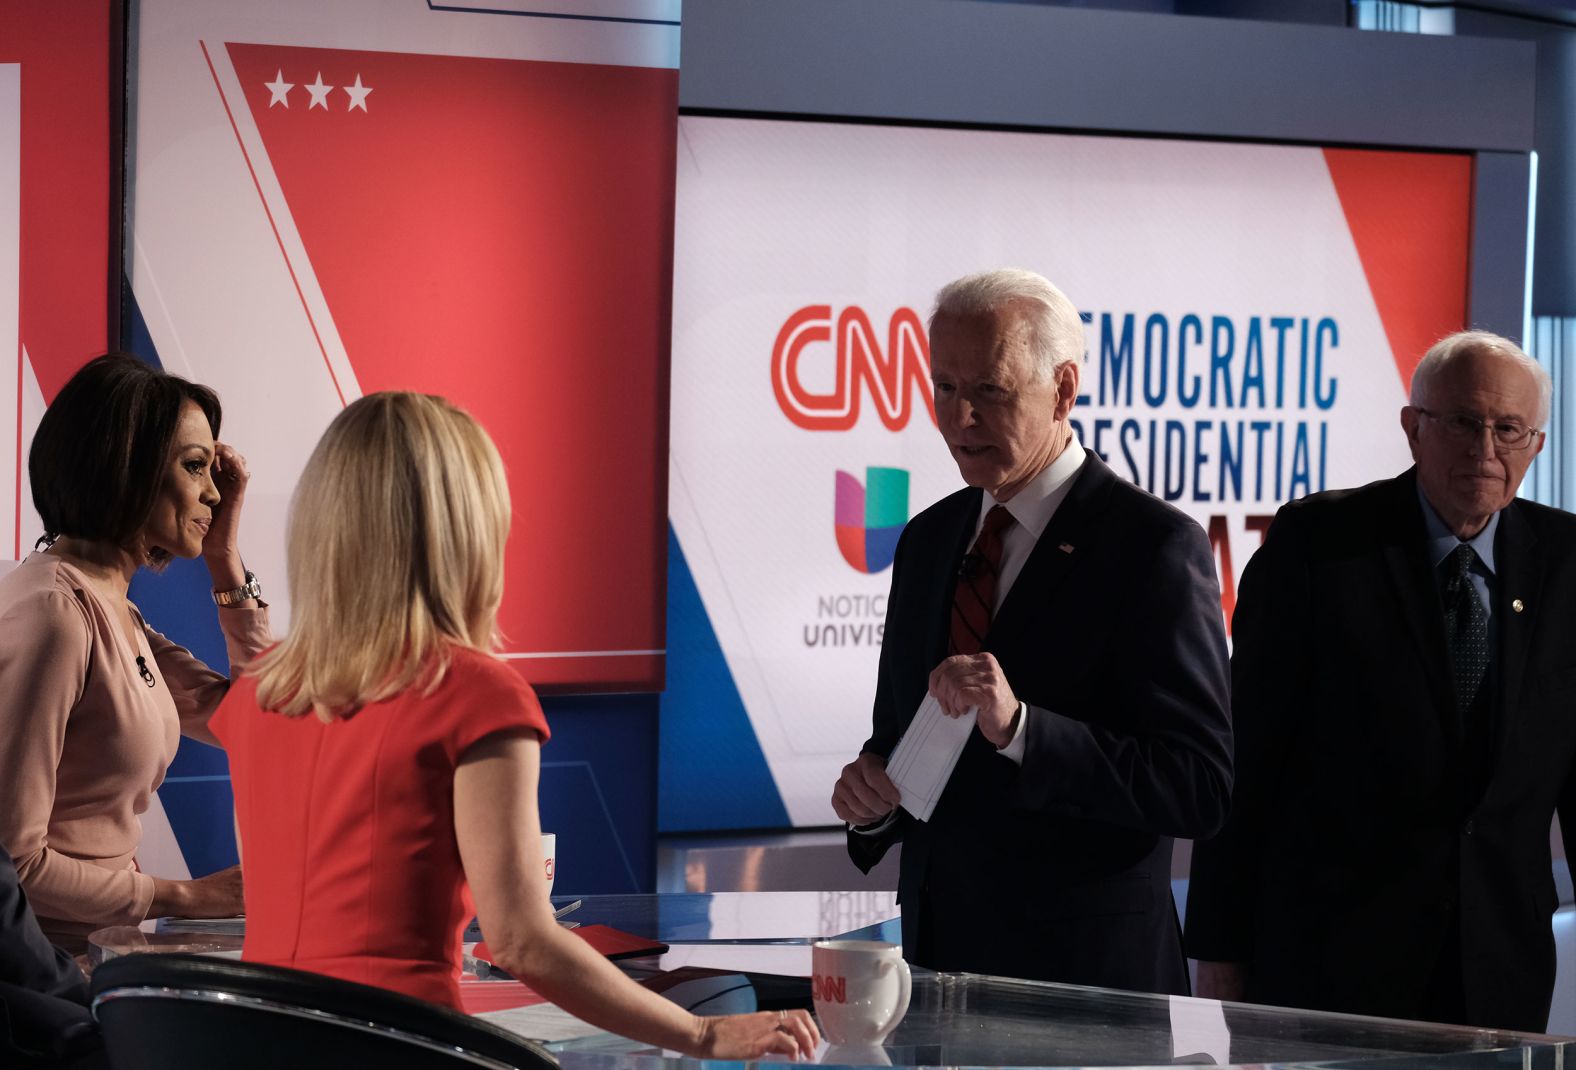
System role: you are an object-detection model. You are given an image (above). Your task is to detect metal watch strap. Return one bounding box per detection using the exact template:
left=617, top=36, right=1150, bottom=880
left=213, top=570, right=261, bottom=607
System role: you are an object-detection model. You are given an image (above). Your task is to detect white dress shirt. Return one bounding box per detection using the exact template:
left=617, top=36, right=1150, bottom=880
left=854, top=436, right=1090, bottom=833
left=974, top=436, right=1087, bottom=763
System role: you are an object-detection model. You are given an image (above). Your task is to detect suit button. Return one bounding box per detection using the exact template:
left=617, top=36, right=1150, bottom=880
left=1441, top=897, right=1456, bottom=914
left=1463, top=820, right=1474, bottom=836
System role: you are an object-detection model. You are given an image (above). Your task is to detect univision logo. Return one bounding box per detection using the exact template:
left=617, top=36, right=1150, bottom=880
left=835, top=467, right=909, bottom=573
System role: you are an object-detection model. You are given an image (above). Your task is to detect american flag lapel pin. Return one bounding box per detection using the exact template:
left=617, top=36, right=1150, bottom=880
left=1058, top=543, right=1075, bottom=554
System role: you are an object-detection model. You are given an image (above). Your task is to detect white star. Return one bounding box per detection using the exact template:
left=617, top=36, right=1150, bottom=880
left=304, top=72, right=333, bottom=110
left=343, top=74, right=372, bottom=113
left=264, top=69, right=293, bottom=108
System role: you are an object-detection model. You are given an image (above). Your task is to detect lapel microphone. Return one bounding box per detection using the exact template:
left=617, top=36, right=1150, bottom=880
left=958, top=551, right=985, bottom=579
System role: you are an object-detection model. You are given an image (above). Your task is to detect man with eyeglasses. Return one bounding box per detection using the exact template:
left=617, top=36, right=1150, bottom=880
left=1185, top=330, right=1576, bottom=1033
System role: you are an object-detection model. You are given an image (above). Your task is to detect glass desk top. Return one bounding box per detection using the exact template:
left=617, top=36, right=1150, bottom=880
left=558, top=970, right=1574, bottom=1069
left=87, top=924, right=242, bottom=967
left=530, top=895, right=1572, bottom=1069
left=140, top=892, right=1574, bottom=1067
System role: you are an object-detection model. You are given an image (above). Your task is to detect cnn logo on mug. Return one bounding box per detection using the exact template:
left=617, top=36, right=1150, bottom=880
left=811, top=940, right=910, bottom=1045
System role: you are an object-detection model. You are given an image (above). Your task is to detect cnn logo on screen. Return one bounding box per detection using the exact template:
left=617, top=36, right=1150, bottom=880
left=771, top=305, right=936, bottom=432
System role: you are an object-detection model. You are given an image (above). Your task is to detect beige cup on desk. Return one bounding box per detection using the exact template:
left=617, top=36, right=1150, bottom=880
left=811, top=939, right=911, bottom=1046
left=542, top=832, right=556, bottom=896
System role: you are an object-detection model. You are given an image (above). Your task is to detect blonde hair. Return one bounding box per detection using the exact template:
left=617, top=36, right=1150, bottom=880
left=251, top=392, right=511, bottom=720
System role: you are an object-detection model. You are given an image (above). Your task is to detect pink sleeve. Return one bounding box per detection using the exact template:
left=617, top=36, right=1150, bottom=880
left=0, top=591, right=154, bottom=925
left=145, top=604, right=273, bottom=742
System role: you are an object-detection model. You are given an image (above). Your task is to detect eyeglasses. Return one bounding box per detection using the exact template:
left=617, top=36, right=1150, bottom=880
left=1414, top=407, right=1545, bottom=451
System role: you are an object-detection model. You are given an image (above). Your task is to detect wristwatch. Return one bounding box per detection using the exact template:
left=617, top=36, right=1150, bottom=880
left=213, top=570, right=262, bottom=607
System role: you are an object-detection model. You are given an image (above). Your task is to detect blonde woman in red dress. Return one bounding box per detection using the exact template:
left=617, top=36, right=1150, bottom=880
left=213, top=392, right=818, bottom=1059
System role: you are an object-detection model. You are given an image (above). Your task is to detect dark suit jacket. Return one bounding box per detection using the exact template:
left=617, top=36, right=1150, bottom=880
left=848, top=453, right=1233, bottom=994
left=0, top=845, right=103, bottom=1067
left=1185, top=469, right=1576, bottom=1032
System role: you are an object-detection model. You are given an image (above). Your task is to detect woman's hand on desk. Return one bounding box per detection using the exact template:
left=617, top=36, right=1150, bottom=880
left=149, top=863, right=244, bottom=919
left=460, top=734, right=821, bottom=1059
left=693, top=1008, right=820, bottom=1060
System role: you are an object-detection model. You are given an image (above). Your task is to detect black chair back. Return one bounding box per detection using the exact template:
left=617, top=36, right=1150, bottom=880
left=90, top=953, right=558, bottom=1069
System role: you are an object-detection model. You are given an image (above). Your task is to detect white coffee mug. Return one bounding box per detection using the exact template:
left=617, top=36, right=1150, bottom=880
left=811, top=939, right=912, bottom=1046
left=541, top=832, right=556, bottom=896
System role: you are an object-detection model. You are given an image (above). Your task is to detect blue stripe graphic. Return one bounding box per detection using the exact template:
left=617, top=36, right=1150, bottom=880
left=659, top=524, right=789, bottom=831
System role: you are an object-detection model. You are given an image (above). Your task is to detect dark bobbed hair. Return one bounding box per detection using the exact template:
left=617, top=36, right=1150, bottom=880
left=30, top=354, right=222, bottom=563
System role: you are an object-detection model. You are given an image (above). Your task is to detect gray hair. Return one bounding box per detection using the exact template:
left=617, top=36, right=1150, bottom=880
left=930, top=268, right=1085, bottom=383
left=1409, top=330, right=1552, bottom=428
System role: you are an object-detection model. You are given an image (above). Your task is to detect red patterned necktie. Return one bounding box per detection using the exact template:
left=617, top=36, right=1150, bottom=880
left=950, top=505, right=1015, bottom=655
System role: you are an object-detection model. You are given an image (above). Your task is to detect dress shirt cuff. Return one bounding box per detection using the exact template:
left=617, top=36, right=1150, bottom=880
left=848, top=811, right=899, bottom=837
left=995, top=701, right=1028, bottom=764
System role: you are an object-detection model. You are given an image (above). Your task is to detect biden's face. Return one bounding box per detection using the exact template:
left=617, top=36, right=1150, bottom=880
left=928, top=303, right=1078, bottom=502
left=1402, top=347, right=1544, bottom=539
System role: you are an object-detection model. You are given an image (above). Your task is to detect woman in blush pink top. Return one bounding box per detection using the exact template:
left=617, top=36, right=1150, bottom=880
left=0, top=355, right=271, bottom=951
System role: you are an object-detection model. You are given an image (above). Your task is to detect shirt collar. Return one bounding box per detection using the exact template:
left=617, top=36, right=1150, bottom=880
left=1416, top=481, right=1498, bottom=575
left=979, top=436, right=1088, bottom=540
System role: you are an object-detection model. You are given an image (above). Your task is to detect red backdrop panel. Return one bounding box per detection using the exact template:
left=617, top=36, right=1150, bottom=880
left=5, top=0, right=112, bottom=394
left=226, top=43, right=676, bottom=691
left=1323, top=148, right=1473, bottom=394
left=4, top=0, right=114, bottom=559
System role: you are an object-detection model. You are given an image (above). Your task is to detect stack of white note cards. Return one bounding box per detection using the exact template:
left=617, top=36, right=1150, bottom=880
left=885, top=695, right=976, bottom=822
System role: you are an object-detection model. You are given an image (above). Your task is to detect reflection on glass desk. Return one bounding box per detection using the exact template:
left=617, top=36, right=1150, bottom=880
left=533, top=891, right=900, bottom=945
left=147, top=892, right=899, bottom=948
left=559, top=971, right=1575, bottom=1069
left=463, top=892, right=898, bottom=978
left=133, top=893, right=1576, bottom=1067
left=88, top=924, right=243, bottom=967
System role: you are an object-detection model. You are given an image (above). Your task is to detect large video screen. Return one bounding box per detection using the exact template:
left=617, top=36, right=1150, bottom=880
left=661, top=115, right=1471, bottom=831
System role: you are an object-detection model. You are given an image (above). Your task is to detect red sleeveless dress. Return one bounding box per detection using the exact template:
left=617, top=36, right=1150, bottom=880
left=213, top=646, right=548, bottom=1010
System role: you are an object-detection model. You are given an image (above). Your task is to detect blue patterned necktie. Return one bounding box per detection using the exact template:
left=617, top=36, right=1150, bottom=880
left=1443, top=543, right=1489, bottom=713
